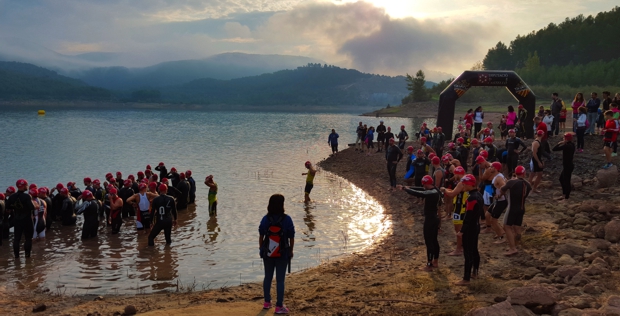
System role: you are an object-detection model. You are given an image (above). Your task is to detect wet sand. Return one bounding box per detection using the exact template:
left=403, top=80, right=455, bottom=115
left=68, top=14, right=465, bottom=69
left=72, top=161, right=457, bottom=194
left=3, top=136, right=620, bottom=315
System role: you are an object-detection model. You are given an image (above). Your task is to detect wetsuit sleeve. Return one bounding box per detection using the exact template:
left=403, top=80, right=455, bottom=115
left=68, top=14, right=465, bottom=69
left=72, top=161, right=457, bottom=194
left=397, top=148, right=403, bottom=162
left=460, top=196, right=479, bottom=233
left=518, top=139, right=527, bottom=152
left=552, top=143, right=565, bottom=151
left=402, top=187, right=429, bottom=198
left=500, top=179, right=515, bottom=194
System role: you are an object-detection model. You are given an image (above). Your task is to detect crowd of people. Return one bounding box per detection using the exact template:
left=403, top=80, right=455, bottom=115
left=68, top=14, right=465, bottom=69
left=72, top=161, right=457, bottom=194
left=338, top=91, right=620, bottom=286
left=0, top=162, right=220, bottom=258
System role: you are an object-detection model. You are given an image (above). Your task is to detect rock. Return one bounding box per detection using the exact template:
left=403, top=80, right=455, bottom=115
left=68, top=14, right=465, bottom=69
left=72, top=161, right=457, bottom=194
left=584, top=263, right=610, bottom=276
left=583, top=283, right=604, bottom=295
left=555, top=265, right=582, bottom=278
left=94, top=296, right=104, bottom=301
left=598, top=305, right=620, bottom=316
left=554, top=244, right=586, bottom=257
left=592, top=224, right=606, bottom=238
left=598, top=204, right=618, bottom=215
left=530, top=276, right=552, bottom=284
left=512, top=304, right=536, bottom=316
left=494, top=296, right=507, bottom=303
left=571, top=176, right=583, bottom=189
left=605, top=219, right=620, bottom=243
left=464, top=299, right=517, bottom=316
left=559, top=308, right=591, bottom=316
left=538, top=181, right=553, bottom=189
left=557, top=254, right=576, bottom=265
left=522, top=267, right=540, bottom=279
left=578, top=201, right=600, bottom=213
left=568, top=271, right=590, bottom=286
left=607, top=296, right=620, bottom=307
left=508, top=285, right=557, bottom=307
left=589, top=238, right=611, bottom=250
left=552, top=302, right=572, bottom=316
left=592, top=257, right=610, bottom=268
left=560, top=287, right=582, bottom=298
left=573, top=217, right=591, bottom=226
left=585, top=251, right=604, bottom=262
left=215, top=298, right=228, bottom=303
left=572, top=295, right=597, bottom=309
left=32, top=304, right=46, bottom=313
left=123, top=305, right=137, bottom=315
left=596, top=165, right=618, bottom=188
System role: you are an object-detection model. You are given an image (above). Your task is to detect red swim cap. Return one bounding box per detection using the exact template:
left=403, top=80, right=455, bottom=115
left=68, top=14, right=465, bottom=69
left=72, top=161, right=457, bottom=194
left=159, top=184, right=168, bottom=192
left=139, top=183, right=147, bottom=190
left=536, top=130, right=545, bottom=136
left=437, top=127, right=442, bottom=132
left=457, top=137, right=464, bottom=144
left=508, top=129, right=516, bottom=134
left=128, top=174, right=135, bottom=180
left=479, top=150, right=488, bottom=159
left=466, top=123, right=471, bottom=128
left=484, top=128, right=490, bottom=134
left=475, top=155, right=486, bottom=164
left=137, top=171, right=145, bottom=177
left=16, top=179, right=28, bottom=188
left=564, top=133, right=573, bottom=141
left=515, top=165, right=526, bottom=175
left=84, top=177, right=92, bottom=184
left=305, top=161, right=311, bottom=168
left=428, top=153, right=437, bottom=160
left=6, top=186, right=16, bottom=195
left=401, top=125, right=405, bottom=129
left=107, top=188, right=117, bottom=195
left=491, top=162, right=502, bottom=171
left=171, top=167, right=177, bottom=173
left=518, top=104, right=524, bottom=109
left=416, top=149, right=424, bottom=156
left=159, top=162, right=164, bottom=167
left=151, top=174, right=158, bottom=181
left=124, top=180, right=132, bottom=187
left=0, top=193, right=4, bottom=200
left=484, top=137, right=493, bottom=143
left=448, top=142, right=455, bottom=149
left=29, top=188, right=38, bottom=196
left=146, top=164, right=152, bottom=170
left=106, top=173, right=113, bottom=179
left=407, top=146, right=414, bottom=152
left=29, top=183, right=37, bottom=190
left=487, top=121, right=493, bottom=126
left=185, top=170, right=192, bottom=177
left=116, top=171, right=122, bottom=177
left=454, top=166, right=465, bottom=175
left=148, top=182, right=157, bottom=190
left=56, top=183, right=64, bottom=190
left=421, top=175, right=434, bottom=185
left=93, top=179, right=101, bottom=185
left=38, top=188, right=47, bottom=196
left=161, top=177, right=169, bottom=183
left=60, top=188, right=69, bottom=196
left=471, top=138, right=479, bottom=145
left=461, top=175, right=476, bottom=186
left=179, top=173, right=186, bottom=179
left=431, top=156, right=440, bottom=165
left=420, top=137, right=427, bottom=143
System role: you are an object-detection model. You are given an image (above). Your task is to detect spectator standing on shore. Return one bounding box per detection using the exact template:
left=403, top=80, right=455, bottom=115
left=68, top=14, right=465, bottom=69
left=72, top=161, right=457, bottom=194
left=552, top=133, right=575, bottom=201
left=366, top=127, right=375, bottom=155
left=473, top=106, right=484, bottom=136
left=464, top=109, right=474, bottom=130
left=386, top=138, right=403, bottom=190
left=603, top=91, right=613, bottom=111
left=516, top=105, right=527, bottom=139
left=602, top=111, right=618, bottom=170
left=575, top=106, right=588, bottom=153
left=398, top=176, right=442, bottom=271
left=500, top=166, right=532, bottom=256
left=551, top=93, right=563, bottom=136
left=559, top=103, right=567, bottom=132
left=612, top=103, right=620, bottom=156
left=586, top=92, right=601, bottom=135
left=328, top=129, right=339, bottom=154
left=572, top=93, right=586, bottom=132
left=259, top=194, right=295, bottom=314
left=397, top=125, right=409, bottom=150
left=432, top=127, right=445, bottom=157
left=376, top=121, right=386, bottom=152
left=499, top=117, right=508, bottom=140
left=537, top=106, right=545, bottom=118
left=355, top=122, right=364, bottom=151
left=506, top=106, right=517, bottom=131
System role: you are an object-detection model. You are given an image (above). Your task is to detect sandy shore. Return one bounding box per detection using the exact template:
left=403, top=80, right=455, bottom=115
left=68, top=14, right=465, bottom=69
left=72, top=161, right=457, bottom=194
left=2, top=136, right=620, bottom=315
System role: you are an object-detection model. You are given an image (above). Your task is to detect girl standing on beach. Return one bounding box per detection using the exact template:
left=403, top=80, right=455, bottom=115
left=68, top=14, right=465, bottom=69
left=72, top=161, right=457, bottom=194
left=572, top=93, right=586, bottom=132
left=473, top=106, right=484, bottom=137
left=506, top=106, right=517, bottom=131
left=259, top=194, right=295, bottom=314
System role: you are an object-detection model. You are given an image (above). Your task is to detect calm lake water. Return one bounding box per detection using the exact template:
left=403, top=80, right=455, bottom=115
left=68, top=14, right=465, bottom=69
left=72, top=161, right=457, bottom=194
left=0, top=108, right=435, bottom=294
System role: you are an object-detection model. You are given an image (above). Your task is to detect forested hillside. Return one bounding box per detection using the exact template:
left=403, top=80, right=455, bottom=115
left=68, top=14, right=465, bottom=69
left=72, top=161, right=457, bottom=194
left=0, top=62, right=111, bottom=100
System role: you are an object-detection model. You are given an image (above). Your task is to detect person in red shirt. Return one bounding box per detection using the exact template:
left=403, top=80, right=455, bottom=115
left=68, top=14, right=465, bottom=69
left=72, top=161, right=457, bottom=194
left=602, top=110, right=618, bottom=169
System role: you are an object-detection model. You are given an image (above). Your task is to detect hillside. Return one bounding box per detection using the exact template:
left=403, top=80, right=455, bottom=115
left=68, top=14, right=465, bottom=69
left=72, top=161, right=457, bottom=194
left=0, top=62, right=111, bottom=101
left=159, top=64, right=425, bottom=106
left=72, top=53, right=326, bottom=90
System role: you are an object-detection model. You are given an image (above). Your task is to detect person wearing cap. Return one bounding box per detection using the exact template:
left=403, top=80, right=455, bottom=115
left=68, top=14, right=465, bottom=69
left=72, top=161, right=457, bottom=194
left=119, top=180, right=136, bottom=218
left=455, top=174, right=483, bottom=286
left=365, top=126, right=375, bottom=155
left=76, top=190, right=101, bottom=240
left=176, top=172, right=191, bottom=210
left=186, top=170, right=197, bottom=204
left=416, top=123, right=430, bottom=141
left=2, top=187, right=16, bottom=241
left=167, top=167, right=180, bottom=188
left=83, top=177, right=94, bottom=193
left=67, top=182, right=82, bottom=200
left=148, top=184, right=178, bottom=246
left=553, top=133, right=576, bottom=201
left=432, top=127, right=445, bottom=157
left=38, top=187, right=53, bottom=231
left=383, top=127, right=395, bottom=159
left=528, top=129, right=545, bottom=194
left=355, top=121, right=364, bottom=151
left=302, top=161, right=316, bottom=203
left=456, top=137, right=470, bottom=172
left=412, top=150, right=431, bottom=188
left=90, top=180, right=105, bottom=219
left=499, top=116, right=508, bottom=140
left=500, top=166, right=532, bottom=256
left=404, top=146, right=416, bottom=184
left=205, top=175, right=218, bottom=216
left=441, top=166, right=467, bottom=256
left=328, top=129, right=339, bottom=154
left=6, top=179, right=36, bottom=257
left=115, top=172, right=124, bottom=188
left=108, top=187, right=124, bottom=234
left=376, top=121, right=386, bottom=152
left=386, top=138, right=403, bottom=190
left=516, top=104, right=528, bottom=139
left=31, top=188, right=47, bottom=240
left=397, top=125, right=409, bottom=150
left=59, top=188, right=77, bottom=226
left=505, top=129, right=527, bottom=177
left=446, top=142, right=460, bottom=163
left=601, top=110, right=618, bottom=170
left=128, top=174, right=140, bottom=196
left=534, top=116, right=552, bottom=160
left=482, top=137, right=498, bottom=162
left=127, top=183, right=158, bottom=233
left=397, top=175, right=442, bottom=271
left=470, top=138, right=482, bottom=172
left=430, top=156, right=446, bottom=193
left=155, top=162, right=168, bottom=181
left=485, top=162, right=508, bottom=243
left=137, top=171, right=146, bottom=183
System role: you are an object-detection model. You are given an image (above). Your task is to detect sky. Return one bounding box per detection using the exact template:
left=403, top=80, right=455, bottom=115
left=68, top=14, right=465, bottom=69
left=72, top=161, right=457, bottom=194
left=0, top=0, right=617, bottom=78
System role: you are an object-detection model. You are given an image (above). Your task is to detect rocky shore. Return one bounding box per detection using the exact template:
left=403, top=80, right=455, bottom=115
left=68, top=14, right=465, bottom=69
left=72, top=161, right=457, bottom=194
left=2, top=135, right=620, bottom=315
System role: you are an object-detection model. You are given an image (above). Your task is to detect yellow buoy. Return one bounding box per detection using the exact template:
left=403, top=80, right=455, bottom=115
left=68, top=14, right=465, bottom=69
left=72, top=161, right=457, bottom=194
left=38, top=110, right=45, bottom=115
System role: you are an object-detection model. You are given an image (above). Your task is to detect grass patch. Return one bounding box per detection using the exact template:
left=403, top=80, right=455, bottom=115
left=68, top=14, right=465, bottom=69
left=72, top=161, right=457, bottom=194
left=521, top=229, right=554, bottom=250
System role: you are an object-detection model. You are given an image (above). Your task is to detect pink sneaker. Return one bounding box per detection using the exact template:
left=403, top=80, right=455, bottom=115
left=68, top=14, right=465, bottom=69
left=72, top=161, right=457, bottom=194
left=275, top=306, right=290, bottom=314
left=263, top=302, right=272, bottom=309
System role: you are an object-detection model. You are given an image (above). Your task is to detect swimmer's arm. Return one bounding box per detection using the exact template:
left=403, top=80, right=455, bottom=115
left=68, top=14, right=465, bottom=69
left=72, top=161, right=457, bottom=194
left=126, top=194, right=137, bottom=204
left=443, top=183, right=463, bottom=198
left=301, top=173, right=307, bottom=176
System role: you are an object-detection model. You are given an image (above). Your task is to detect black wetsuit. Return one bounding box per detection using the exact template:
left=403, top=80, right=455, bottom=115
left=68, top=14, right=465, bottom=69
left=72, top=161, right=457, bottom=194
left=397, top=130, right=408, bottom=149
left=376, top=125, right=387, bottom=149
left=2, top=196, right=12, bottom=240
left=168, top=171, right=180, bottom=188
left=432, top=133, right=445, bottom=157
left=131, top=182, right=139, bottom=196
left=403, top=187, right=441, bottom=266
left=412, top=157, right=431, bottom=186
left=43, top=196, right=53, bottom=229
left=119, top=186, right=135, bottom=218
left=457, top=145, right=470, bottom=172
left=461, top=190, right=483, bottom=281
left=69, top=188, right=82, bottom=200
left=155, top=165, right=168, bottom=181
left=484, top=144, right=498, bottom=162
left=6, top=190, right=35, bottom=257
left=148, top=194, right=178, bottom=246
left=447, top=149, right=460, bottom=162
left=188, top=177, right=196, bottom=204
left=61, top=196, right=77, bottom=226
left=76, top=200, right=100, bottom=239
left=386, top=145, right=403, bottom=187
left=51, top=193, right=64, bottom=222
left=384, top=132, right=395, bottom=159
left=553, top=141, right=576, bottom=199
left=505, top=137, right=527, bottom=176
left=176, top=180, right=190, bottom=210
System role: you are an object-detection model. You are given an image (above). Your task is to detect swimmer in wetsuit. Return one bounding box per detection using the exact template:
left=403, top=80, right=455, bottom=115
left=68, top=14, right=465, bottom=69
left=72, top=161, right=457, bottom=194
left=204, top=175, right=218, bottom=216
left=76, top=190, right=100, bottom=240
left=148, top=184, right=178, bottom=246
left=302, top=161, right=316, bottom=203
left=155, top=162, right=168, bottom=181
left=186, top=170, right=196, bottom=204
left=176, top=173, right=190, bottom=210
left=6, top=179, right=36, bottom=258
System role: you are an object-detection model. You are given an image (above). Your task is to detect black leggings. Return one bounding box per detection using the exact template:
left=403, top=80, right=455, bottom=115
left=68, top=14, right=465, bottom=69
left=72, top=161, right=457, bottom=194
left=423, top=216, right=440, bottom=265
left=576, top=128, right=585, bottom=149
left=81, top=218, right=99, bottom=240
left=387, top=163, right=398, bottom=187
left=13, top=218, right=34, bottom=257
left=148, top=218, right=172, bottom=246
left=474, top=123, right=482, bottom=137
left=559, top=164, right=574, bottom=199
left=462, top=229, right=480, bottom=281
left=507, top=154, right=518, bottom=177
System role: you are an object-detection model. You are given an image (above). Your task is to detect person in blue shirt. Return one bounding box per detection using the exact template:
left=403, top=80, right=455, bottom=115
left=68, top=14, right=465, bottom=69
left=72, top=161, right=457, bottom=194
left=328, top=129, right=339, bottom=154
left=586, top=92, right=601, bottom=135
left=259, top=194, right=295, bottom=314
left=366, top=126, right=375, bottom=155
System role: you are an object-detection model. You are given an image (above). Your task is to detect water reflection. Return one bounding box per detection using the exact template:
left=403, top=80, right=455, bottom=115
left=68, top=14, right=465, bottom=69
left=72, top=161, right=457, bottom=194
left=206, top=215, right=219, bottom=243
left=302, top=202, right=316, bottom=243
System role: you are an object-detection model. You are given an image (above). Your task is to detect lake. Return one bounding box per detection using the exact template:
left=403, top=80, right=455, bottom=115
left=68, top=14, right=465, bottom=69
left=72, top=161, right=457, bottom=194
left=0, top=108, right=434, bottom=294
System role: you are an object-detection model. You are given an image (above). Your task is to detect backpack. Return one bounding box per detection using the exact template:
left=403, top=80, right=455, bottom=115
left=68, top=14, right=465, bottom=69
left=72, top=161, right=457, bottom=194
left=262, top=216, right=288, bottom=258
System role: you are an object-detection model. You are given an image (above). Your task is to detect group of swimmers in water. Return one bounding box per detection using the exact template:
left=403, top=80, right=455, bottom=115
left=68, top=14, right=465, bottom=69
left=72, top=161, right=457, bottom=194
left=0, top=162, right=218, bottom=258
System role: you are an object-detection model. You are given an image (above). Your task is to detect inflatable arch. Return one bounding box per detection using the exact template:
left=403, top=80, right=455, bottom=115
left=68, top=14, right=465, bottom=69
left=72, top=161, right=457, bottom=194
left=436, top=71, right=536, bottom=139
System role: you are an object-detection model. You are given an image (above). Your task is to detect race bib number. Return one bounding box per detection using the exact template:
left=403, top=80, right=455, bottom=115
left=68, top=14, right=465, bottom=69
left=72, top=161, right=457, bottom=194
left=453, top=213, right=461, bottom=220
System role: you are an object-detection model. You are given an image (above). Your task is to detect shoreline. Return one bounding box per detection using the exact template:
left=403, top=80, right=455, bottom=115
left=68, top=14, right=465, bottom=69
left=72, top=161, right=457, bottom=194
left=3, top=138, right=620, bottom=315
